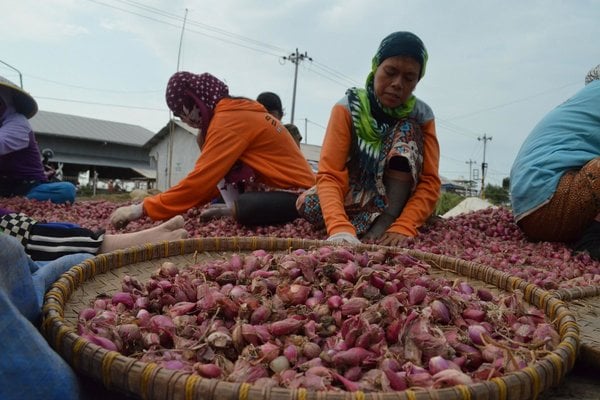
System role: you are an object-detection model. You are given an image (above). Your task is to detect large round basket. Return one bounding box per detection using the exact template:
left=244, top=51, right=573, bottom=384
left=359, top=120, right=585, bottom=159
left=553, top=286, right=600, bottom=369
left=42, top=237, right=579, bottom=400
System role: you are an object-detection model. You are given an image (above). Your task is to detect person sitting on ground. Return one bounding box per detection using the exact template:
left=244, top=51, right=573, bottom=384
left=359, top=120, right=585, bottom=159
left=510, top=63, right=600, bottom=259
left=1, top=206, right=188, bottom=261
left=0, top=76, right=76, bottom=204
left=256, top=91, right=303, bottom=147
left=297, top=31, right=441, bottom=247
left=110, top=72, right=315, bottom=229
left=284, top=123, right=303, bottom=148
left=256, top=91, right=284, bottom=120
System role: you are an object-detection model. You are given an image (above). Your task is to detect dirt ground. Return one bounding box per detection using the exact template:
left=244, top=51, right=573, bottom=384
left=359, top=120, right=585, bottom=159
left=541, top=361, right=600, bottom=400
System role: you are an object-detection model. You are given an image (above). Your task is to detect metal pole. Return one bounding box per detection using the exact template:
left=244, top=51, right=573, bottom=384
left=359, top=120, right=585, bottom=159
left=169, top=8, right=189, bottom=187
left=465, top=159, right=475, bottom=196
left=0, top=59, right=23, bottom=88
left=176, top=8, right=189, bottom=72
left=477, top=134, right=492, bottom=198
left=291, top=49, right=300, bottom=124
left=283, top=49, right=312, bottom=125
left=304, top=118, right=308, bottom=144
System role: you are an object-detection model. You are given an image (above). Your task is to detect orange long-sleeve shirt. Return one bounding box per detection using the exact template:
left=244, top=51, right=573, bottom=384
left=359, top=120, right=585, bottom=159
left=143, top=98, right=316, bottom=221
left=317, top=101, right=441, bottom=237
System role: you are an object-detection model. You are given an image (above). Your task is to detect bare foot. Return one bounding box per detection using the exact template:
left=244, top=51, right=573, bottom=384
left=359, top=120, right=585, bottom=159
left=100, top=216, right=189, bottom=253
left=161, top=215, right=185, bottom=230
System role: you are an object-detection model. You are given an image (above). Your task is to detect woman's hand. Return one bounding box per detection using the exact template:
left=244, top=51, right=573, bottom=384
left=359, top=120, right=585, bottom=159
left=110, top=203, right=144, bottom=229
left=377, top=232, right=408, bottom=247
left=327, top=232, right=361, bottom=245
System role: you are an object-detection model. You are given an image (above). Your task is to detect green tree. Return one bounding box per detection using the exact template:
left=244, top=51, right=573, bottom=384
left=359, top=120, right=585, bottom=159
left=484, top=183, right=509, bottom=205
left=435, top=192, right=465, bottom=215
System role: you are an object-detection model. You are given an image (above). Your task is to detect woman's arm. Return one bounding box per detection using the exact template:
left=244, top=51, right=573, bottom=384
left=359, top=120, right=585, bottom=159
left=0, top=113, right=31, bottom=156
left=315, top=105, right=356, bottom=236
left=142, top=122, right=249, bottom=221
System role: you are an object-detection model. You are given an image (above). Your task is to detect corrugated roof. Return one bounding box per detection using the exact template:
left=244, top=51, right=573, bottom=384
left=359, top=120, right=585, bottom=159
left=30, top=110, right=156, bottom=146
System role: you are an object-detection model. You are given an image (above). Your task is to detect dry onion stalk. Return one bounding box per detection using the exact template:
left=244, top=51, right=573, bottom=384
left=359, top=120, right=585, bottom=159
left=77, top=246, right=560, bottom=392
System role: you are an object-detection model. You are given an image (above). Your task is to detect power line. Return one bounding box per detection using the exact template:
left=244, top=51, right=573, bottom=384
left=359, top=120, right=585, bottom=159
left=88, top=0, right=285, bottom=57
left=36, top=96, right=166, bottom=111
left=89, top=0, right=356, bottom=90
left=446, top=81, right=580, bottom=121
left=25, top=74, right=161, bottom=94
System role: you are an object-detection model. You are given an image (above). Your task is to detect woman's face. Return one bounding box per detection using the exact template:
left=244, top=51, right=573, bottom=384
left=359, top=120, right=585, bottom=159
left=179, top=103, right=201, bottom=128
left=373, top=55, right=421, bottom=108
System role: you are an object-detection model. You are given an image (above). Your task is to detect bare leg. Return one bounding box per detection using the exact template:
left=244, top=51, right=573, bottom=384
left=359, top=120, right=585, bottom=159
left=200, top=205, right=234, bottom=221
left=100, top=216, right=188, bottom=253
left=363, top=168, right=413, bottom=240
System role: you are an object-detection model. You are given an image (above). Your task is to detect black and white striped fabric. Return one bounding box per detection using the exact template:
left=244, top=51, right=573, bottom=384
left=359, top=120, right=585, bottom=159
left=26, top=224, right=105, bottom=261
left=0, top=213, right=105, bottom=261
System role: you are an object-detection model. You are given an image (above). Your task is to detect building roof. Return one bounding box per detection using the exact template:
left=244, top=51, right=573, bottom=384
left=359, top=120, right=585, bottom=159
left=30, top=110, right=156, bottom=146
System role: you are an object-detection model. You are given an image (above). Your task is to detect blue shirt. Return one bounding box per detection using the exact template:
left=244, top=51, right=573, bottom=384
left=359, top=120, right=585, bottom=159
left=510, top=80, right=600, bottom=220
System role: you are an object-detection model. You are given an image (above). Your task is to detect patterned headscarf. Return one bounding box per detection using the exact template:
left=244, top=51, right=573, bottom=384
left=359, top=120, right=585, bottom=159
left=585, top=64, right=600, bottom=85
left=346, top=31, right=428, bottom=190
left=165, top=71, right=229, bottom=135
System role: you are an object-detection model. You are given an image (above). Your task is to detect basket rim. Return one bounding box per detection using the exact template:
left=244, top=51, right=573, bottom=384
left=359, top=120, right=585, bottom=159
left=42, top=236, right=581, bottom=400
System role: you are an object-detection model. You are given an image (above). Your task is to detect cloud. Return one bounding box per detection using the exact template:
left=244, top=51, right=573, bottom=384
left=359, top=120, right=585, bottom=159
left=0, top=0, right=88, bottom=42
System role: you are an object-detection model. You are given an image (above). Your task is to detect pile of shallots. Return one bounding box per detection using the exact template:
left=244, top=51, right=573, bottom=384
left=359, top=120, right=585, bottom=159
left=5, top=197, right=600, bottom=289
left=78, top=246, right=561, bottom=392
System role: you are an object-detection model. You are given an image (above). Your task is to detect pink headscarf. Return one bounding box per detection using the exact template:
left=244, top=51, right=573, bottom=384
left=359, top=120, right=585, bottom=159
left=165, top=71, right=229, bottom=136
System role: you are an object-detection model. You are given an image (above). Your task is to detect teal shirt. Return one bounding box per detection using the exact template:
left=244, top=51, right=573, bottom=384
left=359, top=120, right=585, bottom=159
left=510, top=80, right=600, bottom=220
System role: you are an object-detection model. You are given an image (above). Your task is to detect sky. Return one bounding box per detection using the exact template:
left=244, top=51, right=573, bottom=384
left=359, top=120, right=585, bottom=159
left=1, top=0, right=599, bottom=188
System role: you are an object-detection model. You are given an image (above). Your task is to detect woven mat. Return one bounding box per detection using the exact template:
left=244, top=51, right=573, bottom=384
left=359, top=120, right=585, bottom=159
left=42, top=237, right=580, bottom=400
left=561, top=296, right=600, bottom=369
left=551, top=286, right=600, bottom=369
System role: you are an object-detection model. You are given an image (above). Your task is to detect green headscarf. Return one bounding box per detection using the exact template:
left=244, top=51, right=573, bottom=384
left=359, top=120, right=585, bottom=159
left=347, top=31, right=428, bottom=188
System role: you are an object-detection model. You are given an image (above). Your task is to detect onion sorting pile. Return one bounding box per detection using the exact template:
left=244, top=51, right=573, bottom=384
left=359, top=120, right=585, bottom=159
left=77, top=246, right=560, bottom=392
left=6, top=197, right=600, bottom=290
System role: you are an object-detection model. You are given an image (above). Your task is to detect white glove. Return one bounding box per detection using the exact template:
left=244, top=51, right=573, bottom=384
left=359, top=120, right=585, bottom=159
left=110, top=203, right=144, bottom=229
left=326, top=232, right=361, bottom=245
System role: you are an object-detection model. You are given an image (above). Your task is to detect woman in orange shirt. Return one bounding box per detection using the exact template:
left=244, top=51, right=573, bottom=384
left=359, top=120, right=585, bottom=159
left=298, top=31, right=441, bottom=247
left=110, top=72, right=315, bottom=229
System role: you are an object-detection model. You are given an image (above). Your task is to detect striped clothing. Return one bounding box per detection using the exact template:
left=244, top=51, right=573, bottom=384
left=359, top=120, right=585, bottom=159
left=0, top=213, right=104, bottom=261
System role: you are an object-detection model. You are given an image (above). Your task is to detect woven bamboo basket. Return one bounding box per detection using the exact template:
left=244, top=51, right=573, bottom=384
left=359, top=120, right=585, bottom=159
left=552, top=286, right=600, bottom=369
left=42, top=237, right=579, bottom=400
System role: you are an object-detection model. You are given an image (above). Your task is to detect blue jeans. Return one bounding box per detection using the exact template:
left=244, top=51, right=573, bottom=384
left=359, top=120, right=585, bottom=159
left=0, top=235, right=91, bottom=399
left=27, top=181, right=77, bottom=204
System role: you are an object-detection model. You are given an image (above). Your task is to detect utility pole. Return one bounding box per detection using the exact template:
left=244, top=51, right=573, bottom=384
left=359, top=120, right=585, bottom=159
left=304, top=118, right=308, bottom=144
left=465, top=159, right=476, bottom=196
left=478, top=134, right=492, bottom=198
left=168, top=8, right=189, bottom=188
left=283, top=49, right=312, bottom=125
left=176, top=8, right=189, bottom=72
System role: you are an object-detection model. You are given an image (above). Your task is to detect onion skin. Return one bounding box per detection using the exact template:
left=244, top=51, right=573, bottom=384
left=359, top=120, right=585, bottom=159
left=62, top=229, right=565, bottom=391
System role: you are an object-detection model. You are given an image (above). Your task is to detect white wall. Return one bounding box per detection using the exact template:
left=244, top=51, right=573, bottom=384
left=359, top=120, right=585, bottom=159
left=150, top=125, right=199, bottom=192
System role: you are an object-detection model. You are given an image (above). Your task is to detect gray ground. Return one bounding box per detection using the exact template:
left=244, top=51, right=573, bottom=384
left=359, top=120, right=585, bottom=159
left=541, top=362, right=600, bottom=400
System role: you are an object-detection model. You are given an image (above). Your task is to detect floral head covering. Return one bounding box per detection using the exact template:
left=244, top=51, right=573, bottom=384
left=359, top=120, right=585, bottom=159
left=165, top=71, right=229, bottom=134
left=585, top=64, right=600, bottom=85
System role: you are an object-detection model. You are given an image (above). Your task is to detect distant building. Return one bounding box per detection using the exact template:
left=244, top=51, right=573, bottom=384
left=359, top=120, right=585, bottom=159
left=29, top=110, right=329, bottom=194
left=30, top=110, right=156, bottom=187
left=440, top=175, right=470, bottom=195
